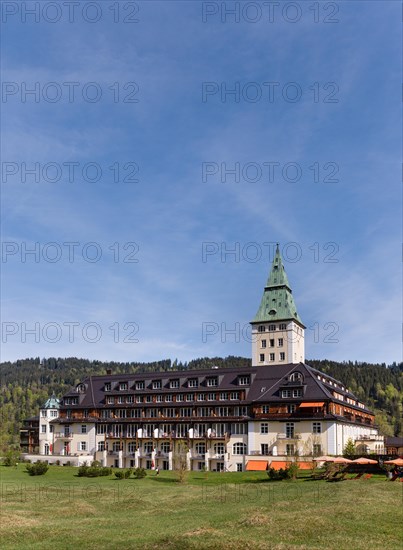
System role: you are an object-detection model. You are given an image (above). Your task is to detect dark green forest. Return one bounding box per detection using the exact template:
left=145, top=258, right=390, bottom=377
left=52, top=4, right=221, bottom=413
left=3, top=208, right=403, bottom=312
left=0, top=356, right=402, bottom=451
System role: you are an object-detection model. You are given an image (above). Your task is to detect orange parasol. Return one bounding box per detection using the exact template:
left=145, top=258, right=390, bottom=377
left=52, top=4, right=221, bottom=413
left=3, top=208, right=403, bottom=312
left=352, top=457, right=378, bottom=465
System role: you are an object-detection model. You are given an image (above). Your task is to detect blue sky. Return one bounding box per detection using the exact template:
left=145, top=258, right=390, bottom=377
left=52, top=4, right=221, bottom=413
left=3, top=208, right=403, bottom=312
left=1, top=1, right=400, bottom=365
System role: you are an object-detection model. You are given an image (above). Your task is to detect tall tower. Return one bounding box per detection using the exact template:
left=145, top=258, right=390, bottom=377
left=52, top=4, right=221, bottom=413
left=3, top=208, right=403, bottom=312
left=251, top=245, right=305, bottom=365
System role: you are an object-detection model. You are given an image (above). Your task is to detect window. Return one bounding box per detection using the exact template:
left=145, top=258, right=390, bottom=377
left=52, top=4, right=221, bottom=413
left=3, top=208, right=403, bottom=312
left=176, top=394, right=184, bottom=402
left=197, top=394, right=205, bottom=401
left=279, top=323, right=287, bottom=330
left=104, top=383, right=111, bottom=392
left=289, top=372, right=303, bottom=382
left=96, top=424, right=107, bottom=434
left=268, top=324, right=276, bottom=331
left=76, top=384, right=86, bottom=394
left=119, top=382, right=128, bottom=391
left=79, top=441, right=87, bottom=452
left=262, top=405, right=269, bottom=414
left=98, top=441, right=105, bottom=452
left=126, top=395, right=133, bottom=403
left=230, top=392, right=239, bottom=400
left=269, top=353, right=275, bottom=361
left=261, top=339, right=266, bottom=348
left=180, top=408, right=192, bottom=417
left=118, top=396, right=124, bottom=404
left=152, top=380, right=161, bottom=389
left=41, top=410, right=47, bottom=417
left=313, top=444, right=322, bottom=456
left=50, top=410, right=58, bottom=417
left=278, top=338, right=283, bottom=347
left=206, top=378, right=218, bottom=387
left=165, top=394, right=173, bottom=402
left=186, top=394, right=193, bottom=402
left=207, top=393, right=215, bottom=401
left=136, top=381, right=145, bottom=390
left=81, top=425, right=87, bottom=434
left=270, top=339, right=275, bottom=347
left=238, top=376, right=250, bottom=386
left=106, top=396, right=114, bottom=404
left=260, top=422, right=269, bottom=434
left=292, top=389, right=302, bottom=398
left=287, top=404, right=296, bottom=413
left=286, top=444, right=295, bottom=455
left=259, top=354, right=265, bottom=362
left=214, top=443, right=225, bottom=455
left=258, top=325, right=266, bottom=333
left=156, top=395, right=163, bottom=403
left=261, top=444, right=269, bottom=455
left=233, top=442, right=247, bottom=455
left=170, top=379, right=179, bottom=389
left=145, top=395, right=152, bottom=403
left=49, top=425, right=54, bottom=433
left=41, top=425, right=46, bottom=433
left=195, top=443, right=206, bottom=455
left=231, top=423, right=247, bottom=434
left=188, top=379, right=198, bottom=388
left=312, top=422, right=322, bottom=434
left=135, top=396, right=142, bottom=403
left=286, top=423, right=294, bottom=439
left=219, top=392, right=228, bottom=401
left=161, top=442, right=171, bottom=453
left=237, top=463, right=243, bottom=472
left=279, top=353, right=285, bottom=361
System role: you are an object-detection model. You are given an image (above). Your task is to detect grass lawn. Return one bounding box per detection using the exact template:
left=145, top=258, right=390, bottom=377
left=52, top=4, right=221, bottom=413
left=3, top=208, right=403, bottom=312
left=0, top=465, right=401, bottom=549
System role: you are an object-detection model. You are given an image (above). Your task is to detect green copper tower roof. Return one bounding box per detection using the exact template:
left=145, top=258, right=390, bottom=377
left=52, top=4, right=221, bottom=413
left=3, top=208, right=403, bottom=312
left=42, top=395, right=60, bottom=409
left=252, top=244, right=304, bottom=325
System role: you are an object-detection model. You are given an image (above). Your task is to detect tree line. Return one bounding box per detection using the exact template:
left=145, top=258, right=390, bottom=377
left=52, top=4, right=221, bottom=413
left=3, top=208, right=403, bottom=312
left=0, top=356, right=401, bottom=451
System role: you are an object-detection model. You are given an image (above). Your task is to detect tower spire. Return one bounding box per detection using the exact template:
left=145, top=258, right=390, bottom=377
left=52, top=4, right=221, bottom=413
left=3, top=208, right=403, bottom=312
left=253, top=245, right=302, bottom=324
left=251, top=245, right=305, bottom=365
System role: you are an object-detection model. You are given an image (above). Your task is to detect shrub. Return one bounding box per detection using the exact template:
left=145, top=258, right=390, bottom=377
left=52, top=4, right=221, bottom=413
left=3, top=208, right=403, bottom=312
left=133, top=467, right=147, bottom=479
left=267, top=466, right=293, bottom=481
left=2, top=450, right=20, bottom=467
left=124, top=468, right=132, bottom=479
left=115, top=470, right=125, bottom=479
left=25, top=461, right=49, bottom=476
left=77, top=463, right=89, bottom=477
left=78, top=462, right=111, bottom=477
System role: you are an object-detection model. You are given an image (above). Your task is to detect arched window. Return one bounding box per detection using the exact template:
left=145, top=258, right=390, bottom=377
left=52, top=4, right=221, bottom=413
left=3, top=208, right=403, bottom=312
left=289, top=372, right=303, bottom=382
left=195, top=443, right=206, bottom=455
left=214, top=443, right=225, bottom=455
left=233, top=442, right=247, bottom=455
left=76, top=383, right=86, bottom=394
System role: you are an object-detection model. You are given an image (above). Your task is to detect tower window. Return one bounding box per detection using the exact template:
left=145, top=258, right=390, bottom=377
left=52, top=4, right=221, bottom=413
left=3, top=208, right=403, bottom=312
left=269, top=353, right=275, bottom=361
left=278, top=338, right=283, bottom=347
left=279, top=323, right=287, bottom=330
left=279, top=353, right=285, bottom=361
left=259, top=354, right=265, bottom=362
left=268, top=325, right=276, bottom=331
left=261, top=340, right=266, bottom=348
left=258, top=325, right=266, bottom=332
left=270, top=339, right=275, bottom=347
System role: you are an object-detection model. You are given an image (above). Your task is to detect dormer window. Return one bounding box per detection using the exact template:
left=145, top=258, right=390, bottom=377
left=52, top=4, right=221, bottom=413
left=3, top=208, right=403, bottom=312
left=136, top=381, right=145, bottom=390
left=170, top=379, right=179, bottom=389
left=76, top=384, right=86, bottom=394
left=289, top=372, right=303, bottom=382
left=188, top=379, right=198, bottom=388
left=238, top=375, right=250, bottom=386
left=105, top=383, right=111, bottom=392
left=152, top=380, right=162, bottom=389
left=119, top=382, right=128, bottom=391
left=206, top=377, right=218, bottom=387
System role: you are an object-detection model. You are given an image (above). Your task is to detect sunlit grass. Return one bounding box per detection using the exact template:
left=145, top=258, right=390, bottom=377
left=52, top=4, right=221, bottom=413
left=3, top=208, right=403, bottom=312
left=0, top=465, right=401, bottom=549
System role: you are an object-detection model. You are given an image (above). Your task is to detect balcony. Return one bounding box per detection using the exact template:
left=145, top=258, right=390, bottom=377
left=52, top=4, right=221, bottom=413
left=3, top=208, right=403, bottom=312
left=155, top=451, right=169, bottom=458
left=54, top=433, right=73, bottom=439
left=276, top=433, right=301, bottom=440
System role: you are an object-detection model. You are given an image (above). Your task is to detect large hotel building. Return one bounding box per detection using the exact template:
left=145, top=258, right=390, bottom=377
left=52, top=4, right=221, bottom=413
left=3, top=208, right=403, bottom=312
left=32, top=246, right=382, bottom=470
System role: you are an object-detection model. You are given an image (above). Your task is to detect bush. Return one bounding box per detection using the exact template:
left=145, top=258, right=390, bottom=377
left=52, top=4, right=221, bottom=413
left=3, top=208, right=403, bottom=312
left=267, top=466, right=293, bottom=481
left=2, top=450, right=20, bottom=467
left=78, top=462, right=112, bottom=477
left=133, top=467, right=146, bottom=479
left=25, top=461, right=49, bottom=476
left=115, top=470, right=125, bottom=479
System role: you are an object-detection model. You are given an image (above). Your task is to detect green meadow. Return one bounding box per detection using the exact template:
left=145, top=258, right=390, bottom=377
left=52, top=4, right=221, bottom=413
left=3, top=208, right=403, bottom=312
left=0, top=465, right=401, bottom=550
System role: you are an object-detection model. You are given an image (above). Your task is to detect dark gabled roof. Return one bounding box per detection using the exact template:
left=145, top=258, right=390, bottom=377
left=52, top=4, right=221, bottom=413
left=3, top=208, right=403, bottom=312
left=58, top=362, right=374, bottom=415
left=385, top=436, right=403, bottom=447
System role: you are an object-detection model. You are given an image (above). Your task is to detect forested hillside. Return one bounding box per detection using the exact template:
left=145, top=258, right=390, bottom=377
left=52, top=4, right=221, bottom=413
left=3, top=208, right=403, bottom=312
left=0, top=356, right=402, bottom=451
